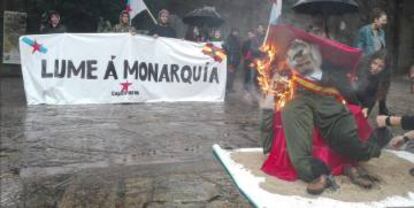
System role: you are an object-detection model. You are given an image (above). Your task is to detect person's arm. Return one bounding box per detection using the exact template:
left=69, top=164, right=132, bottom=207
left=376, top=115, right=414, bottom=130
left=355, top=27, right=366, bottom=50
left=149, top=26, right=158, bottom=37
left=377, top=115, right=401, bottom=127
left=376, top=71, right=391, bottom=102
left=359, top=93, right=376, bottom=110
left=380, top=29, right=386, bottom=48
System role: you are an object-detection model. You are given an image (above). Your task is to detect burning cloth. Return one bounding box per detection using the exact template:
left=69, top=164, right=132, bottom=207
left=258, top=25, right=392, bottom=185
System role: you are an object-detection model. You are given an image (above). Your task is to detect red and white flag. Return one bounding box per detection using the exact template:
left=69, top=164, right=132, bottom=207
left=126, top=0, right=148, bottom=19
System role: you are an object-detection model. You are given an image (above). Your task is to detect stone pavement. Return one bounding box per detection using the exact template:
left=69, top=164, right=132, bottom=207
left=1, top=75, right=413, bottom=207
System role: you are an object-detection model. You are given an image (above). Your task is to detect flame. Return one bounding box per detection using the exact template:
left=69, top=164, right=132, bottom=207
left=255, top=44, right=294, bottom=111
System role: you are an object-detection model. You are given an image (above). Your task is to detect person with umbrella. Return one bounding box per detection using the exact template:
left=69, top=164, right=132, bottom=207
left=210, top=30, right=223, bottom=42
left=182, top=7, right=224, bottom=42
left=149, top=9, right=177, bottom=38
left=182, top=6, right=224, bottom=29
left=292, top=0, right=359, bottom=39
left=355, top=8, right=391, bottom=115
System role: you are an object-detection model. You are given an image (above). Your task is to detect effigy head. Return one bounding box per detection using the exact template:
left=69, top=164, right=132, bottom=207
left=286, top=39, right=322, bottom=76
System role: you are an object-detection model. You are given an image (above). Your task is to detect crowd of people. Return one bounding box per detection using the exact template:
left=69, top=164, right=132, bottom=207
left=38, top=9, right=268, bottom=93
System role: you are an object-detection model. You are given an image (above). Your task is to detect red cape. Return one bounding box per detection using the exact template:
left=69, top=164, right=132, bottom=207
left=261, top=105, right=372, bottom=181
left=266, top=24, right=363, bottom=74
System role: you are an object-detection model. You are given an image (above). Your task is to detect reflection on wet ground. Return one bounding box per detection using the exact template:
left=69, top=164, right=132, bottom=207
left=1, top=76, right=414, bottom=207
left=1, top=77, right=259, bottom=207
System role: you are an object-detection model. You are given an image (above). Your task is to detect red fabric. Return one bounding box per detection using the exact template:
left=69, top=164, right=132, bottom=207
left=261, top=104, right=372, bottom=181
left=265, top=24, right=363, bottom=75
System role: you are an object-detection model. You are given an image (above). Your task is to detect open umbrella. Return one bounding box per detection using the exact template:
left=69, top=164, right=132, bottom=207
left=182, top=6, right=224, bottom=27
left=292, top=0, right=359, bottom=38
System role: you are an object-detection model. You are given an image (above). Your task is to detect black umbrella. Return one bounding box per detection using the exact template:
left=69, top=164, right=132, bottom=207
left=182, top=6, right=224, bottom=27
left=292, top=0, right=359, bottom=38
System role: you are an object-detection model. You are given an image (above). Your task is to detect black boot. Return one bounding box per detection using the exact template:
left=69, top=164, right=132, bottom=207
left=378, top=100, right=390, bottom=115
left=410, top=168, right=414, bottom=176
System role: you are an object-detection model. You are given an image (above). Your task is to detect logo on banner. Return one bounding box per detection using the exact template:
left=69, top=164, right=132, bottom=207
left=202, top=43, right=226, bottom=63
left=22, top=37, right=48, bottom=54
left=112, top=81, right=139, bottom=96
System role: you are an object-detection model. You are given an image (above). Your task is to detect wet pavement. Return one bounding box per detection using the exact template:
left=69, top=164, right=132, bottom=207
left=1, top=75, right=414, bottom=208
left=1, top=76, right=259, bottom=208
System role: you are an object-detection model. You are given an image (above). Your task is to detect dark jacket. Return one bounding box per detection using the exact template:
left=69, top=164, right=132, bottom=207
left=242, top=37, right=261, bottom=61
left=41, top=24, right=67, bottom=34
left=149, top=25, right=177, bottom=38
left=354, top=69, right=384, bottom=109
left=223, top=35, right=241, bottom=67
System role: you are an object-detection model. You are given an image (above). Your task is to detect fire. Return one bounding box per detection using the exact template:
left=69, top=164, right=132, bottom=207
left=255, top=44, right=294, bottom=111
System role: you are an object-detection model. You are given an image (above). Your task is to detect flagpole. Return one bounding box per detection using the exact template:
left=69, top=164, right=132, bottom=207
left=126, top=0, right=158, bottom=25
left=264, top=0, right=282, bottom=45
left=146, top=9, right=158, bottom=24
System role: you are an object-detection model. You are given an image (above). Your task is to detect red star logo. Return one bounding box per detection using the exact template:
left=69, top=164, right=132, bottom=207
left=125, top=5, right=132, bottom=13
left=32, top=40, right=42, bottom=54
left=120, top=81, right=132, bottom=92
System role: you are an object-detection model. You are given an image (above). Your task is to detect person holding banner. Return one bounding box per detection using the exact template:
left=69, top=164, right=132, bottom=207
left=41, top=10, right=67, bottom=34
left=149, top=9, right=177, bottom=38
left=113, top=10, right=136, bottom=33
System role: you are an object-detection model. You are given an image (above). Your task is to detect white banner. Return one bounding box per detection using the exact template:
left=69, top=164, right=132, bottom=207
left=19, top=33, right=226, bottom=105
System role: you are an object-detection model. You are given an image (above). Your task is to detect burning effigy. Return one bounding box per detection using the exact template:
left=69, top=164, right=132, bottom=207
left=213, top=24, right=414, bottom=208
